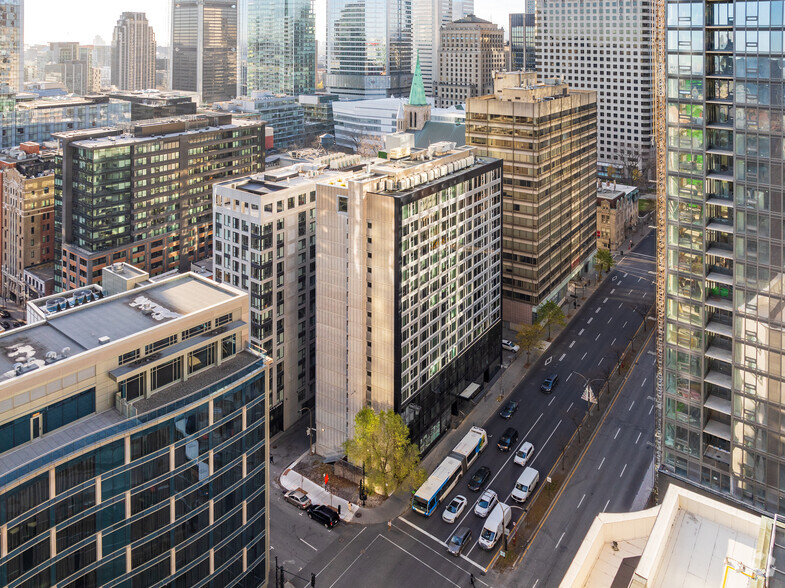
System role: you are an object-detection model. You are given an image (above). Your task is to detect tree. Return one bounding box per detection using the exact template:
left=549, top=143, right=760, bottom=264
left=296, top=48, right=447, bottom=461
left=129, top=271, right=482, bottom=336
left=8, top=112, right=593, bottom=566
left=595, top=248, right=615, bottom=274
left=516, top=322, right=544, bottom=366
left=349, top=133, right=381, bottom=158
left=343, top=408, right=426, bottom=497
left=538, top=300, right=566, bottom=340
left=620, top=143, right=642, bottom=183
left=606, top=165, right=617, bottom=180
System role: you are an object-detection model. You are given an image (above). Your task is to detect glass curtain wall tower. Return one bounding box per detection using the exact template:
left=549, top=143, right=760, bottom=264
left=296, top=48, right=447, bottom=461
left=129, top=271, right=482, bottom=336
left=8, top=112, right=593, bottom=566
left=246, top=0, right=316, bottom=95
left=0, top=0, right=23, bottom=96
left=660, top=0, right=785, bottom=514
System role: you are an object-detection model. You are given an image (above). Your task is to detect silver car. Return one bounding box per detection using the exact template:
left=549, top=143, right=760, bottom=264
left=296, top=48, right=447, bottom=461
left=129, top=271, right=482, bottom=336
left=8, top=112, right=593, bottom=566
left=474, top=489, right=498, bottom=518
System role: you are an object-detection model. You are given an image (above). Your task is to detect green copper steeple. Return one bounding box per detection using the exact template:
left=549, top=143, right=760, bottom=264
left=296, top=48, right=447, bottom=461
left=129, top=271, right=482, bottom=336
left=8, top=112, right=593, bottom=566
left=409, top=53, right=428, bottom=107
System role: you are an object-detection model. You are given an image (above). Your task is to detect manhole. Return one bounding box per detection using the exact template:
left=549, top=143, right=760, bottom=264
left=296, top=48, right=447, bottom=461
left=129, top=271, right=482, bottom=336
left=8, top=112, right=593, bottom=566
left=355, top=512, right=362, bottom=518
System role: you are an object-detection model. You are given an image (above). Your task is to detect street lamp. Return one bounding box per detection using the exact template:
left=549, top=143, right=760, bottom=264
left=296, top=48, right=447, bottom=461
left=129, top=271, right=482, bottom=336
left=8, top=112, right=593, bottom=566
left=300, top=406, right=315, bottom=455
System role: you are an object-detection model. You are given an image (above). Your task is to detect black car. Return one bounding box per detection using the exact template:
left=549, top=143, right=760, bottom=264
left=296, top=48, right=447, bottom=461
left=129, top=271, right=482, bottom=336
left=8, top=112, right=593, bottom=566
left=497, top=427, right=519, bottom=451
left=0, top=321, right=9, bottom=330
left=11, top=321, right=22, bottom=328
left=306, top=504, right=339, bottom=528
left=447, top=527, right=473, bottom=556
left=541, top=374, right=559, bottom=394
left=499, top=400, right=519, bottom=419
left=467, top=466, right=492, bottom=491
left=0, top=310, right=10, bottom=318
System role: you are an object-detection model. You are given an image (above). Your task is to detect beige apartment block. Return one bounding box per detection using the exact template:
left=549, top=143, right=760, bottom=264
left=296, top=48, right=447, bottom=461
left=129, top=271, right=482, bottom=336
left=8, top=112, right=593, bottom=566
left=435, top=15, right=506, bottom=108
left=596, top=183, right=640, bottom=252
left=467, top=71, right=598, bottom=326
left=316, top=143, right=503, bottom=457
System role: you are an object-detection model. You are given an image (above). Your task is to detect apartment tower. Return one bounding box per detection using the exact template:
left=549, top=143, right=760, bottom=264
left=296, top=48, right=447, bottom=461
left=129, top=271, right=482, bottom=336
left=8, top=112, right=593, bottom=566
left=466, top=72, right=597, bottom=326
left=111, top=12, right=156, bottom=91
left=0, top=0, right=23, bottom=96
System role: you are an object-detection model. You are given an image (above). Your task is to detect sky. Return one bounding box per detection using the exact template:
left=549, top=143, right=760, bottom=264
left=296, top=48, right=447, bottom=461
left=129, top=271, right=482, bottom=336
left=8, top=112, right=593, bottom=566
left=24, top=0, right=517, bottom=47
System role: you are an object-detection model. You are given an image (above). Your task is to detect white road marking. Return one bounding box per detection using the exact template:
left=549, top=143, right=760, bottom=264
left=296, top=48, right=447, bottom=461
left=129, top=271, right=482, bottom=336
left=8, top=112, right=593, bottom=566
left=649, top=405, right=654, bottom=415
left=567, top=402, right=574, bottom=412
left=607, top=317, right=612, bottom=324
left=628, top=289, right=633, bottom=295
left=623, top=321, right=627, bottom=328
left=569, top=340, right=575, bottom=348
left=598, top=457, right=605, bottom=470
left=638, top=277, right=642, bottom=282
left=598, top=357, right=604, bottom=366
left=629, top=401, right=635, bottom=411
left=603, top=297, right=608, bottom=304
left=595, top=307, right=601, bottom=314
left=395, top=519, right=489, bottom=578
left=624, top=273, right=628, bottom=278
left=614, top=427, right=620, bottom=440
left=548, top=397, right=555, bottom=406
left=595, top=333, right=601, bottom=341
left=603, top=499, right=610, bottom=512
left=324, top=529, right=371, bottom=587
left=610, top=289, right=615, bottom=294
left=581, top=352, right=587, bottom=360
left=566, top=373, right=572, bottom=382
left=533, top=580, right=540, bottom=588
left=532, top=420, right=562, bottom=466
left=545, top=356, right=553, bottom=365
left=636, top=432, right=642, bottom=444
left=376, top=535, right=462, bottom=588
left=641, top=377, right=647, bottom=388
left=555, top=532, right=566, bottom=550
left=587, top=317, right=593, bottom=324
left=620, top=464, right=627, bottom=478
left=300, top=537, right=319, bottom=551
left=317, top=527, right=367, bottom=577
left=611, top=338, right=616, bottom=346
left=578, top=329, right=584, bottom=336
left=577, top=494, right=586, bottom=509
left=559, top=353, right=566, bottom=361
left=647, top=270, right=656, bottom=275
left=618, top=303, right=623, bottom=309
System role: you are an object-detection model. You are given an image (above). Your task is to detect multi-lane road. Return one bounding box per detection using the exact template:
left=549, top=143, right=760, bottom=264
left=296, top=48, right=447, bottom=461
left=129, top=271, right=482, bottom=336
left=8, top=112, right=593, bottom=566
left=397, top=232, right=657, bottom=574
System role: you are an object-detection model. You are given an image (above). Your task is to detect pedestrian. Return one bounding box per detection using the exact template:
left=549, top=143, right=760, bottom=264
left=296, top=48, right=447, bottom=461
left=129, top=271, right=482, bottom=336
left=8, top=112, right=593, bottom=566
left=270, top=454, right=274, bottom=465
left=470, top=573, right=476, bottom=587
left=338, top=504, right=341, bottom=516
left=388, top=520, right=392, bottom=531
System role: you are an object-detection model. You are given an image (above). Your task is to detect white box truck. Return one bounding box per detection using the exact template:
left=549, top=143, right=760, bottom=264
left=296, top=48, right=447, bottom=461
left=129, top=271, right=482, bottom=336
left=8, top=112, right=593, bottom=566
left=478, top=502, right=511, bottom=550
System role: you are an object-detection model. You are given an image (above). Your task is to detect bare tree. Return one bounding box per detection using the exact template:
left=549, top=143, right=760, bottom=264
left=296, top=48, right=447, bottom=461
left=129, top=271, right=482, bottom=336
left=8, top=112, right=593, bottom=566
left=349, top=133, right=382, bottom=158
left=619, top=143, right=642, bottom=184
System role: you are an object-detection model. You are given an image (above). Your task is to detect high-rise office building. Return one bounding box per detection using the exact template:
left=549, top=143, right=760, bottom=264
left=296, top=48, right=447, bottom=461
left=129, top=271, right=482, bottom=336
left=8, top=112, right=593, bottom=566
left=45, top=42, right=93, bottom=96
left=170, top=0, right=238, bottom=104
left=111, top=12, right=156, bottom=91
left=435, top=16, right=505, bottom=108
left=411, top=0, right=451, bottom=96
left=450, top=0, right=472, bottom=19
left=52, top=113, right=265, bottom=292
left=246, top=0, right=316, bottom=96
left=0, top=0, right=23, bottom=96
left=466, top=72, right=597, bottom=326
left=657, top=0, right=785, bottom=515
left=213, top=161, right=352, bottom=435
left=325, top=0, right=413, bottom=99
left=315, top=143, right=502, bottom=457
left=510, top=10, right=536, bottom=72
left=537, top=0, right=653, bottom=177
left=0, top=270, right=270, bottom=587
left=215, top=91, right=305, bottom=149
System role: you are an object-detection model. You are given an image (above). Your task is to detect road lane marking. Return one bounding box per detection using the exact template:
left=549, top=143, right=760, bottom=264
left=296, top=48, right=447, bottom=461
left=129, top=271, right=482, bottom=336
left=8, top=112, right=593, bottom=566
left=628, top=289, right=633, bottom=295
left=300, top=537, right=318, bottom=551
left=623, top=321, right=627, bottom=328
left=578, top=329, right=584, bottom=336
left=554, top=532, right=566, bottom=550
left=638, top=277, right=642, bottom=282
left=545, top=356, right=552, bottom=365
left=567, top=402, right=574, bottom=412
left=566, top=373, right=572, bottom=382
left=395, top=519, right=490, bottom=578
left=636, top=432, right=642, bottom=444
left=618, top=303, right=623, bottom=309
left=603, top=499, right=610, bottom=512
left=582, top=352, right=587, bottom=360
left=629, top=401, right=635, bottom=411
left=598, top=457, right=605, bottom=470
left=607, top=317, right=612, bottom=324
left=614, top=427, right=620, bottom=440
left=598, top=357, right=604, bottom=366
left=587, top=317, right=593, bottom=324
left=569, top=340, right=575, bottom=348
left=548, top=397, right=555, bottom=406
left=559, top=353, right=566, bottom=362
left=595, top=307, right=601, bottom=314
left=319, top=528, right=368, bottom=582
left=533, top=581, right=539, bottom=588
left=376, top=535, right=462, bottom=588
left=641, top=377, right=647, bottom=387
left=649, top=405, right=654, bottom=415
left=531, top=420, right=562, bottom=467
left=624, top=273, right=628, bottom=278
left=595, top=333, right=601, bottom=341
left=610, top=289, right=615, bottom=294
left=603, top=297, right=608, bottom=304
left=577, top=494, right=586, bottom=509
left=611, top=338, right=616, bottom=346
left=620, top=464, right=627, bottom=478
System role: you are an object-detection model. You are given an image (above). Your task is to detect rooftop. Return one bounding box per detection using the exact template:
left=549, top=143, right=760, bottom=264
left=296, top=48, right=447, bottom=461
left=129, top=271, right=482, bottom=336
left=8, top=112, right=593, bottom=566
left=216, top=160, right=361, bottom=198
left=23, top=262, right=55, bottom=282
left=597, top=182, right=639, bottom=201
left=0, top=274, right=239, bottom=384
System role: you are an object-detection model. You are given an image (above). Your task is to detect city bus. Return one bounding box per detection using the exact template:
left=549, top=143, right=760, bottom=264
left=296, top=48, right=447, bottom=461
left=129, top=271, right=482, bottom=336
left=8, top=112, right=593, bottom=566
left=412, top=456, right=463, bottom=516
left=449, top=426, right=488, bottom=472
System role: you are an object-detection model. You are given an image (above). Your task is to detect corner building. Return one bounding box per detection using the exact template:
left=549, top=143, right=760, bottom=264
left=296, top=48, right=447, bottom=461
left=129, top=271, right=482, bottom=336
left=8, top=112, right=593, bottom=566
left=466, top=72, right=597, bottom=326
left=659, top=0, right=785, bottom=514
left=0, top=271, right=270, bottom=587
left=316, top=143, right=502, bottom=457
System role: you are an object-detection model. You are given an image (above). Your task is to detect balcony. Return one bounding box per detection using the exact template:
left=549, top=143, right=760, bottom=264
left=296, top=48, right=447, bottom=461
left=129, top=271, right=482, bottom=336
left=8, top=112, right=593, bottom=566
left=705, top=341, right=733, bottom=363
left=704, top=368, right=732, bottom=390
left=706, top=241, right=734, bottom=259
left=705, top=319, right=733, bottom=338
left=706, top=217, right=734, bottom=233
left=704, top=394, right=732, bottom=416
left=706, top=296, right=733, bottom=311
left=705, top=193, right=734, bottom=208
left=704, top=443, right=731, bottom=468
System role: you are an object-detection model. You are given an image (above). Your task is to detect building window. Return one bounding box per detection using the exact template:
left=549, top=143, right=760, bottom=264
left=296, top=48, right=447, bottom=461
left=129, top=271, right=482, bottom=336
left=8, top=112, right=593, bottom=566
left=215, top=312, right=233, bottom=327
left=188, top=343, right=216, bottom=375
left=118, top=349, right=140, bottom=366
left=182, top=321, right=211, bottom=341
left=145, top=335, right=177, bottom=355
left=151, top=357, right=182, bottom=391
left=222, top=334, right=237, bottom=360
left=120, top=373, right=146, bottom=402
left=337, top=196, right=348, bottom=213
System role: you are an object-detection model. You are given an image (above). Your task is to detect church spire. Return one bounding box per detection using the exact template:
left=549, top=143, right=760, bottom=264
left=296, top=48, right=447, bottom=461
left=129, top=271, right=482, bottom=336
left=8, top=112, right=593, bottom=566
left=409, top=52, right=428, bottom=107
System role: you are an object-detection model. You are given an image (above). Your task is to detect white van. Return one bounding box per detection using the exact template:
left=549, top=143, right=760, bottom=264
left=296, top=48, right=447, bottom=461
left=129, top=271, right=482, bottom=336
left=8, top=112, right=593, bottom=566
left=514, top=441, right=534, bottom=467
left=511, top=467, right=539, bottom=503
left=478, top=502, right=511, bottom=550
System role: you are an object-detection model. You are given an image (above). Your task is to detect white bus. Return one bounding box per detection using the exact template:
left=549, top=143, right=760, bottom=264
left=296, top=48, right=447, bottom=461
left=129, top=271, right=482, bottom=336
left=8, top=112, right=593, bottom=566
left=412, top=456, right=463, bottom=517
left=449, top=426, right=488, bottom=473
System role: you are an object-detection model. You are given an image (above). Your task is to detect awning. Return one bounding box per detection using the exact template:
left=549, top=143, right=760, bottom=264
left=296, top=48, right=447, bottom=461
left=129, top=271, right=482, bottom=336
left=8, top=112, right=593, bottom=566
left=459, top=383, right=480, bottom=400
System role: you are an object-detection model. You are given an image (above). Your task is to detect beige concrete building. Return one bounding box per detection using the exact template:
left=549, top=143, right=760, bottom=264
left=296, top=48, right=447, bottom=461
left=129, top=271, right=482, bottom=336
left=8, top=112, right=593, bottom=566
left=213, top=156, right=358, bottom=436
left=435, top=15, right=505, bottom=108
left=316, top=142, right=502, bottom=457
left=562, top=485, right=779, bottom=588
left=0, top=143, right=56, bottom=305
left=466, top=72, right=598, bottom=326
left=596, top=183, right=640, bottom=252
left=111, top=12, right=157, bottom=91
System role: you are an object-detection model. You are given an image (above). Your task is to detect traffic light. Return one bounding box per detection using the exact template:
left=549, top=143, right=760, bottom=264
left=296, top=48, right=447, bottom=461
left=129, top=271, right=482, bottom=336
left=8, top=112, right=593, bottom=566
left=311, top=573, right=317, bottom=587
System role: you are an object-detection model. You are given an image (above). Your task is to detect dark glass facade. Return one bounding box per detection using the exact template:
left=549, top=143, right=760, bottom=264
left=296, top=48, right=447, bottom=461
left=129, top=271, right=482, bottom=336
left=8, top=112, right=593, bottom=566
left=0, top=364, right=268, bottom=587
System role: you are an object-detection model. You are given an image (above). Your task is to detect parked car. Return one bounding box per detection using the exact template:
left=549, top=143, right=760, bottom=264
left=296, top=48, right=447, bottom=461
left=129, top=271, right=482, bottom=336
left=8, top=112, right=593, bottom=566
left=11, top=321, right=22, bottom=328
left=0, top=321, right=9, bottom=330
left=474, top=489, right=498, bottom=518
left=499, top=400, right=519, bottom=419
left=306, top=504, right=339, bottom=528
left=447, top=527, right=473, bottom=556
left=442, top=495, right=467, bottom=523
left=467, top=466, right=491, bottom=492
left=283, top=489, right=311, bottom=510
left=497, top=427, right=519, bottom=451
left=502, top=339, right=520, bottom=353
left=514, top=441, right=535, bottom=467
left=540, top=374, right=559, bottom=394
left=0, top=310, right=10, bottom=318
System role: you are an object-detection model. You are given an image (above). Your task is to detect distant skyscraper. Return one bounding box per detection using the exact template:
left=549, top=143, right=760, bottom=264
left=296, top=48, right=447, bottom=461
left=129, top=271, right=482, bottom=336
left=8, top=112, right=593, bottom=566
left=509, top=13, right=525, bottom=71
left=171, top=0, right=238, bottom=104
left=451, top=0, right=472, bottom=18
left=325, top=0, right=412, bottom=98
left=412, top=0, right=451, bottom=96
left=111, top=12, right=156, bottom=91
left=0, top=0, right=23, bottom=96
left=537, top=0, right=653, bottom=177
left=246, top=0, right=316, bottom=95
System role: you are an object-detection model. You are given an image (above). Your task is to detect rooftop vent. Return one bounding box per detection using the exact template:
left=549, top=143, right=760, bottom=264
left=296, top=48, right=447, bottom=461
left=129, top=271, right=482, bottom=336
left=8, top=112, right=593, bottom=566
left=98, top=336, right=111, bottom=345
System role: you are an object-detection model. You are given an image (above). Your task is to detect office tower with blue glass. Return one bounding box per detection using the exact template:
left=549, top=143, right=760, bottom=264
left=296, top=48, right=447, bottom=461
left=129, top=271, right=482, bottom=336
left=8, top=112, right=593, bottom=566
left=658, top=0, right=785, bottom=515
left=0, top=270, right=270, bottom=586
